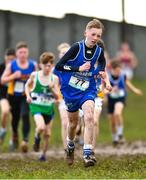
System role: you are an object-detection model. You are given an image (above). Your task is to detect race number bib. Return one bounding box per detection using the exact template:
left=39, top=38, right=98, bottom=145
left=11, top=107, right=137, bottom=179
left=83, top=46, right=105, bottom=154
left=31, top=92, right=54, bottom=106
left=69, top=76, right=89, bottom=91
left=14, top=81, right=25, bottom=93
left=110, top=89, right=125, bottom=98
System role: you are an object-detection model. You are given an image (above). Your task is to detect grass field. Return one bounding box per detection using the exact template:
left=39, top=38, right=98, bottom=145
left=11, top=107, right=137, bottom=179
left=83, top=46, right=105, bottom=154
left=1, top=155, right=146, bottom=178
left=0, top=78, right=146, bottom=178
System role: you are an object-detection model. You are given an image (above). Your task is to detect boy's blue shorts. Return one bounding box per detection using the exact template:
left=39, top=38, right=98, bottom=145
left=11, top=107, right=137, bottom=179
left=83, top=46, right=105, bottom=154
left=64, top=92, right=96, bottom=112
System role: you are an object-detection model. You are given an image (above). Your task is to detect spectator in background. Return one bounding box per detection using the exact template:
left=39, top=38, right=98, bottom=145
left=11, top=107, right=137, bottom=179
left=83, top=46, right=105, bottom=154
left=1, top=42, right=37, bottom=152
left=0, top=48, right=16, bottom=143
left=114, top=42, right=138, bottom=80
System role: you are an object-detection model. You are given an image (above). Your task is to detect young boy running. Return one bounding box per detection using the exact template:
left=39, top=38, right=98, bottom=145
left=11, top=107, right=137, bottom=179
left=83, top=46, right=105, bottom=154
left=54, top=43, right=70, bottom=151
left=1, top=42, right=37, bottom=152
left=107, top=60, right=142, bottom=146
left=25, top=52, right=59, bottom=161
left=0, top=48, right=16, bottom=143
left=55, top=19, right=111, bottom=167
left=93, top=39, right=111, bottom=148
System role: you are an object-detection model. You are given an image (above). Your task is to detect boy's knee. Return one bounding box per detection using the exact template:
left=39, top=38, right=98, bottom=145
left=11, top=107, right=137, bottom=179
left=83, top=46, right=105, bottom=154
left=84, top=112, right=94, bottom=124
left=1, top=109, right=9, bottom=115
left=94, top=120, right=99, bottom=127
left=44, top=133, right=50, bottom=138
left=114, top=112, right=121, bottom=117
left=37, top=125, right=45, bottom=132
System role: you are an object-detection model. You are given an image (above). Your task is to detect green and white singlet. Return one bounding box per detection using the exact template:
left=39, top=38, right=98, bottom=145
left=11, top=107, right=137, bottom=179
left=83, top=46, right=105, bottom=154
left=29, top=72, right=55, bottom=115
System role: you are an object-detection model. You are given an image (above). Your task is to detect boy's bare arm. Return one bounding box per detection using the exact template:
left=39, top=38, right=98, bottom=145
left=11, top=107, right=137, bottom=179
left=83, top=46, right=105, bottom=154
left=1, top=63, right=21, bottom=84
left=25, top=72, right=35, bottom=103
left=99, top=71, right=112, bottom=92
left=126, top=79, right=143, bottom=95
left=49, top=75, right=60, bottom=100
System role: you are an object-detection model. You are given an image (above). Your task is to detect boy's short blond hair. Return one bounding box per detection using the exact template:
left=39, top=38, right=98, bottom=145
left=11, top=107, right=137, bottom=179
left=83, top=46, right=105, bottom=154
left=16, top=41, right=28, bottom=50
left=57, top=42, right=70, bottom=52
left=86, top=19, right=104, bottom=30
left=40, top=52, right=55, bottom=64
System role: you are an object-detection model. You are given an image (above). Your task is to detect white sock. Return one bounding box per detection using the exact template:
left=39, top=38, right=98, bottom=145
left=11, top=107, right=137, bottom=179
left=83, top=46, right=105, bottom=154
left=112, top=133, right=119, bottom=142
left=0, top=127, right=6, bottom=133
left=117, top=125, right=123, bottom=136
left=83, top=144, right=93, bottom=150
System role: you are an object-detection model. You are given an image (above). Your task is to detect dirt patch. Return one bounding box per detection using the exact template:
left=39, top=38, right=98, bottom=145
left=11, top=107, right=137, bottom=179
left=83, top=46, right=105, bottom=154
left=0, top=141, right=146, bottom=160
left=95, top=141, right=146, bottom=156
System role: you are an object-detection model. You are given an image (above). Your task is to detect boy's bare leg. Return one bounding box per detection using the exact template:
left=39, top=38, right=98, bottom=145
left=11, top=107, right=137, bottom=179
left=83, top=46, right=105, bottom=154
left=66, top=111, right=78, bottom=165
left=33, top=114, right=45, bottom=152
left=82, top=100, right=96, bottom=166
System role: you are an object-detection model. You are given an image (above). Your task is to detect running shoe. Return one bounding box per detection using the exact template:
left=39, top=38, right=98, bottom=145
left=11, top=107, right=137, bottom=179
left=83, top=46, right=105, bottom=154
left=33, top=136, right=41, bottom=152
left=90, top=151, right=97, bottom=163
left=0, top=129, right=6, bottom=144
left=65, top=143, right=75, bottom=165
left=118, top=135, right=126, bottom=144
left=83, top=155, right=95, bottom=167
left=20, top=140, right=28, bottom=153
left=39, top=154, right=46, bottom=162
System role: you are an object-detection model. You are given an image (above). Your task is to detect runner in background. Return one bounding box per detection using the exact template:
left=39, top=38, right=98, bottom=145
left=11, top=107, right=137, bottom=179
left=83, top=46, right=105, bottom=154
left=54, top=43, right=70, bottom=151
left=25, top=52, right=59, bottom=161
left=0, top=48, right=16, bottom=143
left=107, top=60, right=142, bottom=146
left=91, top=39, right=111, bottom=148
left=1, top=42, right=37, bottom=152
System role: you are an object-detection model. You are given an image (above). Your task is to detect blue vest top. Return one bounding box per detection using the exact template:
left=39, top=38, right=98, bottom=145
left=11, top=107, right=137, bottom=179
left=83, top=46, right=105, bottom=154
left=109, top=73, right=126, bottom=99
left=60, top=40, right=102, bottom=99
left=9, top=59, right=35, bottom=96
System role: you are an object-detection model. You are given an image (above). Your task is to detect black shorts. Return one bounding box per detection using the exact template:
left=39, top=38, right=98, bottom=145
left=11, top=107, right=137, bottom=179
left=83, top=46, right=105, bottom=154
left=43, top=114, right=54, bottom=125
left=0, top=94, right=7, bottom=100
left=107, top=97, right=126, bottom=114
left=0, top=87, right=8, bottom=100
left=34, top=113, right=54, bottom=125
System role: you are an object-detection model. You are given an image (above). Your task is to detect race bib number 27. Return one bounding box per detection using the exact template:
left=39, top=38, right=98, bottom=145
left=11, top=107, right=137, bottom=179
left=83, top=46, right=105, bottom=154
left=69, top=76, right=89, bottom=91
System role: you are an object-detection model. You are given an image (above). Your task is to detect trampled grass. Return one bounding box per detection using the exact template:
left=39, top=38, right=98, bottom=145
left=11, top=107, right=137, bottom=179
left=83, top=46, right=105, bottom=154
left=0, top=155, right=146, bottom=178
